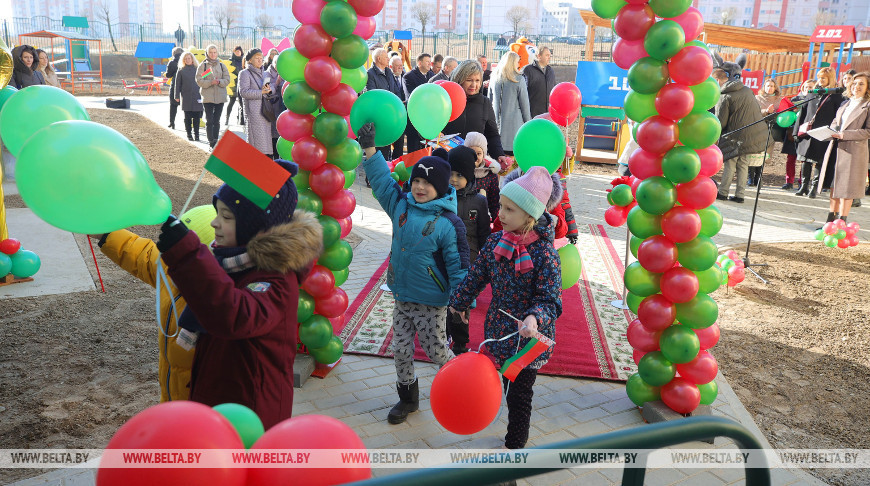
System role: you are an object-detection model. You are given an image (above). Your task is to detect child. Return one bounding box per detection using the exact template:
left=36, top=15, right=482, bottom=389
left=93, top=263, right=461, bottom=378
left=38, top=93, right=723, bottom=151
left=450, top=166, right=562, bottom=449
left=464, top=131, right=502, bottom=222
left=358, top=123, right=470, bottom=425
left=155, top=159, right=323, bottom=429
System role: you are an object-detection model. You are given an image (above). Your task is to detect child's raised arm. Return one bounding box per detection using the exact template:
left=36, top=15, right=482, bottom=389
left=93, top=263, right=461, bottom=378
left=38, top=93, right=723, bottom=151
left=359, top=123, right=404, bottom=217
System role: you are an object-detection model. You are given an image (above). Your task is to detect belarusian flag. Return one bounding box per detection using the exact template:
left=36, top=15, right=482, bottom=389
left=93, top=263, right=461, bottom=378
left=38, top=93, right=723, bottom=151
left=205, top=131, right=291, bottom=209
left=499, top=332, right=555, bottom=381
left=202, top=68, right=213, bottom=77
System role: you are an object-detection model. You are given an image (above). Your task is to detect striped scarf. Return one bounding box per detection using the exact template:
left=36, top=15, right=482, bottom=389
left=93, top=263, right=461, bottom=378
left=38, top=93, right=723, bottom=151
left=494, top=231, right=538, bottom=274
left=213, top=245, right=257, bottom=274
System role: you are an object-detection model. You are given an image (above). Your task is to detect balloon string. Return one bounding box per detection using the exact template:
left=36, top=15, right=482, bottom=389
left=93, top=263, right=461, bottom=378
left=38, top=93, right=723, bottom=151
left=87, top=237, right=105, bottom=293
left=180, top=167, right=207, bottom=216
left=155, top=256, right=181, bottom=339
left=475, top=311, right=528, bottom=434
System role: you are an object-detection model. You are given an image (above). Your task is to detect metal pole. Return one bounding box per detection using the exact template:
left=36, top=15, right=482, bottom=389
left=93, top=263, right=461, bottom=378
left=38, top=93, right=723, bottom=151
left=467, top=0, right=475, bottom=58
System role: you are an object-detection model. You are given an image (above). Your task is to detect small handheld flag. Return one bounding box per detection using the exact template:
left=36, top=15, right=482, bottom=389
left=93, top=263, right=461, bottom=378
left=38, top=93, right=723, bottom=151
left=496, top=309, right=555, bottom=381
left=204, top=131, right=291, bottom=209
left=202, top=68, right=213, bottom=78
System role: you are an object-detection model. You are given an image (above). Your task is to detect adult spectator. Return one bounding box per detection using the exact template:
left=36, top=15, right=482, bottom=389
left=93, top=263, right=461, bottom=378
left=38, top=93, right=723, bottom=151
left=166, top=47, right=183, bottom=129
left=523, top=46, right=556, bottom=117
left=390, top=55, right=405, bottom=79
left=793, top=67, right=845, bottom=198
left=779, top=80, right=814, bottom=190
left=750, top=77, right=783, bottom=186
left=428, top=56, right=458, bottom=83
left=826, top=72, right=870, bottom=223
left=713, top=67, right=768, bottom=203
left=174, top=51, right=203, bottom=141
left=266, top=56, right=286, bottom=157
left=839, top=69, right=857, bottom=90
left=263, top=48, right=279, bottom=72
left=444, top=60, right=509, bottom=166
left=389, top=55, right=407, bottom=160
left=196, top=44, right=231, bottom=148
left=35, top=49, right=60, bottom=87
left=238, top=48, right=276, bottom=157
left=226, top=46, right=245, bottom=126
left=403, top=53, right=434, bottom=151
left=432, top=54, right=443, bottom=76
left=366, top=48, right=404, bottom=161
left=174, top=25, right=185, bottom=47
left=477, top=55, right=491, bottom=96
left=10, top=45, right=44, bottom=89
left=490, top=51, right=530, bottom=154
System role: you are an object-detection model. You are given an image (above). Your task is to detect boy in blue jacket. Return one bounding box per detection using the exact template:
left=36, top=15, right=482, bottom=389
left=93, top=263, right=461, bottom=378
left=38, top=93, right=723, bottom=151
left=359, top=123, right=470, bottom=425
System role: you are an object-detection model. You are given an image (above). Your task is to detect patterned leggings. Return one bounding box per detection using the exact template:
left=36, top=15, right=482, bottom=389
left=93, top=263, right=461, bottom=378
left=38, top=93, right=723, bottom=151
left=392, top=301, right=454, bottom=385
left=503, top=368, right=538, bottom=449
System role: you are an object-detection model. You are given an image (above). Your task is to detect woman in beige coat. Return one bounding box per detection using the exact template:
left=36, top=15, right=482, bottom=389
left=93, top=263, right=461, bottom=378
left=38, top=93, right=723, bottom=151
left=196, top=44, right=231, bottom=148
left=827, top=72, right=870, bottom=222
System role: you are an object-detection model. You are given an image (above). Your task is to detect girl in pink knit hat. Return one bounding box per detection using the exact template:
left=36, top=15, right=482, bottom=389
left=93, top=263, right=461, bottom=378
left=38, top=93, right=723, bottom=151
left=450, top=165, right=562, bottom=450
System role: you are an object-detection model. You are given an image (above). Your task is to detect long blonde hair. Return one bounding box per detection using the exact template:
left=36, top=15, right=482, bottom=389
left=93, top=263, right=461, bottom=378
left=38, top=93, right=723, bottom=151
left=181, top=51, right=198, bottom=67
left=493, top=51, right=520, bottom=84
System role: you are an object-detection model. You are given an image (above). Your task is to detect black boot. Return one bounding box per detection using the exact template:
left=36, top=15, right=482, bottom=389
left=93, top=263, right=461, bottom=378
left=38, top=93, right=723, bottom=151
left=795, top=162, right=812, bottom=196
left=808, top=165, right=821, bottom=199
left=387, top=379, right=419, bottom=424
left=186, top=128, right=193, bottom=141
left=840, top=215, right=847, bottom=223
left=826, top=212, right=837, bottom=223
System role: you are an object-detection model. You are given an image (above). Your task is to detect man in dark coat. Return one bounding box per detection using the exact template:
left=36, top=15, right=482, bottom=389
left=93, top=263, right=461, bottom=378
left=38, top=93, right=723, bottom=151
left=366, top=48, right=405, bottom=161
left=523, top=47, right=556, bottom=117
left=174, top=25, right=185, bottom=47
left=402, top=53, right=434, bottom=152
left=166, top=47, right=183, bottom=129
left=478, top=55, right=491, bottom=96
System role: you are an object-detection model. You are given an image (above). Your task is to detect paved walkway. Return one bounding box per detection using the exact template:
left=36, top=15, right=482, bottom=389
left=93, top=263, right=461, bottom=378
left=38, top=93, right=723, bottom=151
left=10, top=96, right=846, bottom=485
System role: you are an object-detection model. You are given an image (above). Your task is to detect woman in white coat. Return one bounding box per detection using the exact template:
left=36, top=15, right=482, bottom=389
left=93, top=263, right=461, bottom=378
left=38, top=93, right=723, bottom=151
left=827, top=72, right=870, bottom=222
left=489, top=51, right=531, bottom=155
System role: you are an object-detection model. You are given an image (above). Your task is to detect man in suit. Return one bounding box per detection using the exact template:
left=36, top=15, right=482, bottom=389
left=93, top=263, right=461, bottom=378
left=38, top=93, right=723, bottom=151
left=366, top=48, right=405, bottom=162
left=428, top=56, right=458, bottom=83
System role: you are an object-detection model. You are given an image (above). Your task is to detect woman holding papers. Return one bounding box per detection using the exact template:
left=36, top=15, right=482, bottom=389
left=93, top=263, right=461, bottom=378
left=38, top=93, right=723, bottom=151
left=826, top=72, right=870, bottom=222
left=794, top=67, right=845, bottom=198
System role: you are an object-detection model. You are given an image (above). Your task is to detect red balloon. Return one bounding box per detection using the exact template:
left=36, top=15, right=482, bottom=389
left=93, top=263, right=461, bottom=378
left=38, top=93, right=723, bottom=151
left=548, top=105, right=570, bottom=126
left=430, top=352, right=502, bottom=434
left=303, top=265, right=336, bottom=298
left=637, top=235, right=678, bottom=273
left=604, top=205, right=629, bottom=227
left=655, top=83, right=694, bottom=121
left=612, top=38, right=648, bottom=70
left=304, top=56, right=342, bottom=93
left=676, top=177, right=718, bottom=209
left=661, top=206, right=702, bottom=243
left=439, top=81, right=467, bottom=122
left=627, top=318, right=662, bottom=352
left=823, top=221, right=837, bottom=235
left=694, top=323, right=720, bottom=350
left=695, top=145, right=724, bottom=177
left=348, top=0, right=385, bottom=17
left=292, top=137, right=328, bottom=171
left=345, top=115, right=357, bottom=138
left=310, top=163, right=346, bottom=197
left=321, top=83, right=358, bottom=117
left=847, top=235, right=860, bottom=246
left=315, top=287, right=349, bottom=318
left=636, top=116, right=679, bottom=155
left=614, top=4, right=656, bottom=41
left=661, top=377, right=702, bottom=414
left=676, top=350, right=718, bottom=385
left=833, top=218, right=847, bottom=230
left=294, top=24, right=334, bottom=59
left=628, top=148, right=664, bottom=180
left=96, top=402, right=245, bottom=486
left=276, top=111, right=315, bottom=142
left=247, top=414, right=370, bottom=486
left=660, top=267, right=699, bottom=303
left=0, top=238, right=21, bottom=255
left=292, top=0, right=326, bottom=24
left=637, top=294, right=677, bottom=332
left=321, top=189, right=357, bottom=219
left=339, top=216, right=352, bottom=238
left=669, top=46, right=714, bottom=87
left=549, top=82, right=582, bottom=120
left=352, top=16, right=377, bottom=39
left=633, top=348, right=649, bottom=365
left=329, top=314, right=345, bottom=328
left=630, top=176, right=642, bottom=197
left=667, top=7, right=704, bottom=42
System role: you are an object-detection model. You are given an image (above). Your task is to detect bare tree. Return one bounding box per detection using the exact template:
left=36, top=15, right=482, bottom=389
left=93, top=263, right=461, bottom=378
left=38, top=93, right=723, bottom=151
left=255, top=13, right=274, bottom=30
left=95, top=1, right=118, bottom=52
left=813, top=11, right=838, bottom=27
left=719, top=7, right=737, bottom=26
left=411, top=2, right=435, bottom=52
left=506, top=6, right=531, bottom=35
left=214, top=3, right=237, bottom=52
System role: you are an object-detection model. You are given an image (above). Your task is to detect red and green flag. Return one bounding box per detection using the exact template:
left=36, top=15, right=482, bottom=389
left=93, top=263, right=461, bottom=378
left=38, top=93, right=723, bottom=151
left=202, top=68, right=213, bottom=77
left=205, top=131, right=291, bottom=209
left=499, top=332, right=555, bottom=382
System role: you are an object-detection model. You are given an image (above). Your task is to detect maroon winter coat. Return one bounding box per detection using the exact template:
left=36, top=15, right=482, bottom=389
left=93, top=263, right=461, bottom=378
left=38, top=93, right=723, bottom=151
left=162, top=211, right=323, bottom=429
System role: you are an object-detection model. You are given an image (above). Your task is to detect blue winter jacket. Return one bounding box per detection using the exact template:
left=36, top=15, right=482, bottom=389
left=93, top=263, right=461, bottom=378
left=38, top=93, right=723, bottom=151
left=363, top=151, right=470, bottom=307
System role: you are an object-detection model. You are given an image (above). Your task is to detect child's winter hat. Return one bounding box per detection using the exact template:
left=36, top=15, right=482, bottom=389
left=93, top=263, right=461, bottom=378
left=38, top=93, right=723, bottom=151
left=463, top=131, right=488, bottom=156
left=213, top=159, right=299, bottom=246
left=410, top=156, right=451, bottom=198
left=501, top=168, right=564, bottom=211
left=448, top=145, right=477, bottom=183
left=500, top=166, right=553, bottom=220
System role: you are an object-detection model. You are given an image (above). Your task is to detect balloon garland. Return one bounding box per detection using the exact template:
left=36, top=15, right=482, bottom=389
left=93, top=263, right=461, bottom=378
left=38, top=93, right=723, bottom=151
left=595, top=0, right=721, bottom=414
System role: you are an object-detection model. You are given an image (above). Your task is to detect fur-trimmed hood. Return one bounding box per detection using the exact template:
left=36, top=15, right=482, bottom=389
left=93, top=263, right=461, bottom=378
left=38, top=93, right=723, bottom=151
left=500, top=168, right=564, bottom=211
left=474, top=157, right=501, bottom=179
left=246, top=210, right=323, bottom=274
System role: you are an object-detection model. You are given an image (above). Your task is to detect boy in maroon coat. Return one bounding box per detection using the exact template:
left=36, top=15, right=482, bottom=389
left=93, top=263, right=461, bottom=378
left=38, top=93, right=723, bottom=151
left=155, top=159, right=323, bottom=429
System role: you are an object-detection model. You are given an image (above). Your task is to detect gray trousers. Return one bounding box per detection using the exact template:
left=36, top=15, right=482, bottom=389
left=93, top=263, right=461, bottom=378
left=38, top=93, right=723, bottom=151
left=392, top=301, right=454, bottom=385
left=719, top=154, right=750, bottom=199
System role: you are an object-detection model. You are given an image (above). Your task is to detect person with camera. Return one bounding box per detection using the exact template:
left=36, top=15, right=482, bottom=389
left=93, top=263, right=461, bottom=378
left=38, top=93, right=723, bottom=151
left=238, top=48, right=277, bottom=157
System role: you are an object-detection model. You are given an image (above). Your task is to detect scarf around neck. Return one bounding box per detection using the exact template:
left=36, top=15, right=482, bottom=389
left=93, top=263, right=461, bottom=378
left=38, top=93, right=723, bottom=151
left=494, top=231, right=539, bottom=274
left=212, top=245, right=256, bottom=274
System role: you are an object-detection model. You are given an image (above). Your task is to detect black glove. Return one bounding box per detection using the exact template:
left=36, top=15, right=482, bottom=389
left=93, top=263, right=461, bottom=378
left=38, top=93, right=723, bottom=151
left=156, top=215, right=189, bottom=253
left=357, top=122, right=376, bottom=150
left=568, top=235, right=578, bottom=245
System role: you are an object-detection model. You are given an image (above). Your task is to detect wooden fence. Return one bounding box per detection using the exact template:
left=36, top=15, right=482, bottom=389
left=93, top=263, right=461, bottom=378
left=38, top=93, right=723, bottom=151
left=720, top=51, right=852, bottom=95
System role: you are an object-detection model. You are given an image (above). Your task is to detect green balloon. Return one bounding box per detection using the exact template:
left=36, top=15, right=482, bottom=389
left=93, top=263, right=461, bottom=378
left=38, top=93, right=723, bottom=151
left=662, top=146, right=701, bottom=184
left=515, top=119, right=567, bottom=174
left=624, top=261, right=662, bottom=297
left=627, top=206, right=663, bottom=239
left=814, top=228, right=826, bottom=241
left=776, top=110, right=797, bottom=128
left=698, top=380, right=718, bottom=405
left=310, top=335, right=344, bottom=364
left=0, top=86, right=18, bottom=112
left=686, top=40, right=711, bottom=52
left=606, top=191, right=616, bottom=206
left=9, top=250, right=41, bottom=278
left=394, top=160, right=411, bottom=181
left=638, top=351, right=676, bottom=387
left=277, top=137, right=294, bottom=160
left=283, top=81, right=321, bottom=115
left=824, top=235, right=838, bottom=247
left=0, top=85, right=90, bottom=156
left=626, top=373, right=661, bottom=407
left=694, top=265, right=723, bottom=294
left=408, top=83, right=451, bottom=140
left=591, top=0, right=628, bottom=19
left=676, top=235, right=718, bottom=271
left=16, top=121, right=171, bottom=234
left=326, top=138, right=362, bottom=171
left=626, top=291, right=644, bottom=314
left=611, top=184, right=634, bottom=206
left=630, top=236, right=643, bottom=259
left=321, top=1, right=357, bottom=37
left=636, top=177, right=677, bottom=215
left=834, top=229, right=847, bottom=239
left=300, top=314, right=335, bottom=349
left=294, top=169, right=310, bottom=190
left=313, top=112, right=348, bottom=146
left=330, top=34, right=368, bottom=69
left=697, top=206, right=723, bottom=237
left=341, top=66, right=368, bottom=93
left=627, top=57, right=670, bottom=94
left=297, top=188, right=323, bottom=215
left=319, top=239, right=354, bottom=270
left=298, top=290, right=315, bottom=322
left=275, top=48, right=308, bottom=83
left=632, top=119, right=641, bottom=141
left=678, top=111, right=722, bottom=149
left=0, top=253, right=11, bottom=276
left=643, top=20, right=685, bottom=61
left=675, top=293, right=718, bottom=329
left=689, top=78, right=721, bottom=113
left=720, top=258, right=735, bottom=272
left=332, top=266, right=350, bottom=286
left=344, top=169, right=356, bottom=189
left=624, top=90, right=657, bottom=123
left=212, top=403, right=265, bottom=449
left=659, top=324, right=701, bottom=364
left=558, top=243, right=582, bottom=289
left=319, top=215, right=342, bottom=248
left=649, top=0, right=691, bottom=18
left=350, top=89, right=407, bottom=147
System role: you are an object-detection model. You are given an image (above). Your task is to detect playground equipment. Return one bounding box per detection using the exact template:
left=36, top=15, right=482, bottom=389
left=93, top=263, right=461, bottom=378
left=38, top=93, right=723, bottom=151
left=18, top=29, right=103, bottom=93
left=133, top=41, right=175, bottom=78
left=386, top=30, right=413, bottom=71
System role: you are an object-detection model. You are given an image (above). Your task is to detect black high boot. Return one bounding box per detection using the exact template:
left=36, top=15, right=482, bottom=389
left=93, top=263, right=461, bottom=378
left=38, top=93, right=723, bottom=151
left=795, top=162, right=812, bottom=196
left=387, top=379, right=419, bottom=424
left=826, top=212, right=837, bottom=223
left=840, top=215, right=847, bottom=223
left=808, top=164, right=821, bottom=199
